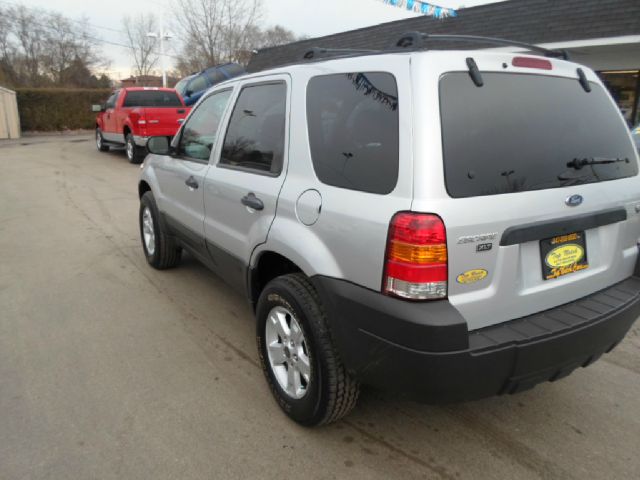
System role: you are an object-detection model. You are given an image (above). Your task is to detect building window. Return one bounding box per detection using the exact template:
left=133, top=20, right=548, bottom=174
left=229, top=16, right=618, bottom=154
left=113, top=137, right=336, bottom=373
left=599, top=70, right=640, bottom=126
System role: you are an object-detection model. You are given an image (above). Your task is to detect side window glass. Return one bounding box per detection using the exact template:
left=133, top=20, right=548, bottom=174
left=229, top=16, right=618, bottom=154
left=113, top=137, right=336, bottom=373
left=105, top=92, right=118, bottom=109
left=188, top=75, right=208, bottom=94
left=219, top=82, right=287, bottom=174
left=306, top=72, right=399, bottom=194
left=178, top=90, right=232, bottom=161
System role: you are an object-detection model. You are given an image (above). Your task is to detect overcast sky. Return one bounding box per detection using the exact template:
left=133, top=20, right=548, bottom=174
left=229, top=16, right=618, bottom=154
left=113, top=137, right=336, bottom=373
left=18, top=0, right=502, bottom=78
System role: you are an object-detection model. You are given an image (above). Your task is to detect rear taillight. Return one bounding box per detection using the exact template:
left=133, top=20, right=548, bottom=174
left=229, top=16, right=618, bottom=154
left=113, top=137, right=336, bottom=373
left=129, top=112, right=146, bottom=125
left=383, top=212, right=448, bottom=300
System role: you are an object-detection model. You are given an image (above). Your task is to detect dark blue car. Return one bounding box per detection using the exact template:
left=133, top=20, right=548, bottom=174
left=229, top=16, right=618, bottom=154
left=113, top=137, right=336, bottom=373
left=175, top=63, right=246, bottom=106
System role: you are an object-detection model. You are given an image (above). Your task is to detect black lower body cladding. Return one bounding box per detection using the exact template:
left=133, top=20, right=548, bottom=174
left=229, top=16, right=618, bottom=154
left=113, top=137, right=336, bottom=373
left=311, top=273, right=640, bottom=403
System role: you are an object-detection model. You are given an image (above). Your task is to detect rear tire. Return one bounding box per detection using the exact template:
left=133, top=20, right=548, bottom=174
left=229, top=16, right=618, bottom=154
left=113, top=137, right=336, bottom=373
left=96, top=128, right=109, bottom=152
left=256, top=273, right=359, bottom=426
left=126, top=133, right=146, bottom=164
left=139, top=191, right=181, bottom=269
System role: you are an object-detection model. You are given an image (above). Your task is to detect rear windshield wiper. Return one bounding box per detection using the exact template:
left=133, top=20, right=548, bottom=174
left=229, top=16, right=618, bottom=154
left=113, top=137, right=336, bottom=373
left=567, top=157, right=630, bottom=170
left=556, top=175, right=592, bottom=186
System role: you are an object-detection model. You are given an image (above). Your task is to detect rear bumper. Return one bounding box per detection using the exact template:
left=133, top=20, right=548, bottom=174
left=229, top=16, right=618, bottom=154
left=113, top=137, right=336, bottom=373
left=311, top=273, right=640, bottom=403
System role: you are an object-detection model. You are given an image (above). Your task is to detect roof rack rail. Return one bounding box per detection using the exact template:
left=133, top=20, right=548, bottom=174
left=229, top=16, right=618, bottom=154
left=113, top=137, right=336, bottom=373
left=392, top=31, right=569, bottom=59
left=302, top=47, right=380, bottom=61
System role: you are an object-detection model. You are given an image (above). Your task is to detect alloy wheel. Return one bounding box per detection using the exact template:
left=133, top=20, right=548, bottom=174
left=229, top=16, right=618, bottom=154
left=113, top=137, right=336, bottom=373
left=265, top=306, right=311, bottom=399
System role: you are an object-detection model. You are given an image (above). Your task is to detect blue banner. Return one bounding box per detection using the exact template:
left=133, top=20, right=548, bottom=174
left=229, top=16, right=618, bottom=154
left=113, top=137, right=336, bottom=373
left=381, top=0, right=457, bottom=18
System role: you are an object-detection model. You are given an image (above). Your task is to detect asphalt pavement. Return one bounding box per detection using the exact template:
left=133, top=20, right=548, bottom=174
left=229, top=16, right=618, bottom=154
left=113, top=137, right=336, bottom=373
left=1, top=135, right=639, bottom=479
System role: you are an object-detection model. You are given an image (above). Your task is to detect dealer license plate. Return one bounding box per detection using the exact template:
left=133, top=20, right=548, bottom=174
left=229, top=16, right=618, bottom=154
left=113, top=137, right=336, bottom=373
left=540, top=231, right=588, bottom=280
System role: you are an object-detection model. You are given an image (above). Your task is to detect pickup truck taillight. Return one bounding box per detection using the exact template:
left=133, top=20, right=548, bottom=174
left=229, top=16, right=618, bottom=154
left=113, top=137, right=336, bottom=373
left=129, top=112, right=146, bottom=125
left=383, top=212, right=448, bottom=300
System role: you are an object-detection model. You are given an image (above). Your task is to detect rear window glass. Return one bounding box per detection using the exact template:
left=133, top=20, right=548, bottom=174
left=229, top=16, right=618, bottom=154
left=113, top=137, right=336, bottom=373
left=205, top=68, right=226, bottom=85
left=440, top=72, right=638, bottom=198
left=306, top=72, right=399, bottom=194
left=222, top=64, right=246, bottom=78
left=122, top=90, right=182, bottom=107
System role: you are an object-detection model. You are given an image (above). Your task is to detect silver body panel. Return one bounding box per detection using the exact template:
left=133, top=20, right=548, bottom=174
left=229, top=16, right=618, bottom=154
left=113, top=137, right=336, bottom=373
left=203, top=74, right=291, bottom=265
left=140, top=50, right=640, bottom=331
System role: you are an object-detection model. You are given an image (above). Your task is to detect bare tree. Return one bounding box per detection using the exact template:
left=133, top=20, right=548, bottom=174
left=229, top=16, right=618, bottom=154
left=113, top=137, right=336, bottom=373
left=173, top=0, right=263, bottom=72
left=0, top=4, right=107, bottom=88
left=0, top=6, right=17, bottom=85
left=123, top=13, right=160, bottom=77
left=43, top=14, right=99, bottom=84
left=259, top=25, right=299, bottom=48
left=12, top=5, right=48, bottom=85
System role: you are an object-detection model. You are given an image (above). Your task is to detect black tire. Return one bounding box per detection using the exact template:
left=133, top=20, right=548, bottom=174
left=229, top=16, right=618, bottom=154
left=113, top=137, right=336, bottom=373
left=139, top=191, right=181, bottom=269
left=96, top=128, right=109, bottom=152
left=256, top=273, right=359, bottom=426
left=126, top=133, right=146, bottom=164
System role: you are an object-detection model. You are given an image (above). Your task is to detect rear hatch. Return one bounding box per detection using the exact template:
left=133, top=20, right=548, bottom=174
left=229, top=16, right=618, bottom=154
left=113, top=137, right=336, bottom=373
left=411, top=52, right=640, bottom=330
left=123, top=89, right=189, bottom=136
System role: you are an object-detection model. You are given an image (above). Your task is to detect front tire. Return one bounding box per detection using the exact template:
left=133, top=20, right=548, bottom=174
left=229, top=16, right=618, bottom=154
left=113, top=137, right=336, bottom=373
left=126, top=133, right=145, bottom=164
left=139, top=191, right=181, bottom=269
left=96, top=128, right=109, bottom=152
left=256, top=273, right=359, bottom=426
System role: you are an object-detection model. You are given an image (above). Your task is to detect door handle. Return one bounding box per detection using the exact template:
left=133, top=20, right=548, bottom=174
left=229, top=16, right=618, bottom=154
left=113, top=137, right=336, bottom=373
left=241, top=192, right=264, bottom=211
left=185, top=176, right=199, bottom=190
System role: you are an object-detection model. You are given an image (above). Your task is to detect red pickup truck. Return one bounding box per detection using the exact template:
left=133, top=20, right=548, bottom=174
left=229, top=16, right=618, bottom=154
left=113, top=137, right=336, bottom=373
left=93, top=87, right=190, bottom=163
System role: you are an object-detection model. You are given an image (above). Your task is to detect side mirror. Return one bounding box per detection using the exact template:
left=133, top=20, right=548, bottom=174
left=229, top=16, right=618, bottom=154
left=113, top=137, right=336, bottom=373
left=147, top=136, right=171, bottom=155
left=92, top=104, right=105, bottom=112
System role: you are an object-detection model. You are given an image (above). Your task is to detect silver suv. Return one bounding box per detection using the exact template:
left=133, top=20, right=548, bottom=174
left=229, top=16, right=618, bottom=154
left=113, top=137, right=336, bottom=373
left=138, top=34, right=640, bottom=426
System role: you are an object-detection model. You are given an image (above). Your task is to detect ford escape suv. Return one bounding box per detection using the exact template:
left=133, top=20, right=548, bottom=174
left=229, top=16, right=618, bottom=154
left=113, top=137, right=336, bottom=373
left=137, top=33, right=640, bottom=426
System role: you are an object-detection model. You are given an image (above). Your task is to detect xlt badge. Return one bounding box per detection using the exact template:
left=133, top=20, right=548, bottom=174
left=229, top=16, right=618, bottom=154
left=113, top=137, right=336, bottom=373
left=477, top=243, right=493, bottom=252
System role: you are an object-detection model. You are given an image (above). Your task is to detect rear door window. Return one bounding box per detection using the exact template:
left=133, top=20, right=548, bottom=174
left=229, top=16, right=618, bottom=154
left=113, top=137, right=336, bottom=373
left=306, top=72, right=399, bottom=194
left=440, top=72, right=638, bottom=198
left=219, top=82, right=287, bottom=175
left=122, top=90, right=183, bottom=107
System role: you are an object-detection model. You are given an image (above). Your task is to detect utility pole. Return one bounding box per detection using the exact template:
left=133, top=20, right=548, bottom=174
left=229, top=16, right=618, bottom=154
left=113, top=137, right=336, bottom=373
left=147, top=15, right=172, bottom=87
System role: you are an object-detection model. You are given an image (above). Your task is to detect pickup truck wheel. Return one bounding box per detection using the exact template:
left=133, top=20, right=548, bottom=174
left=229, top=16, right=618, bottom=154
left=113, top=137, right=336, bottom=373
left=96, top=128, right=109, bottom=152
left=139, top=191, right=181, bottom=269
left=126, top=133, right=145, bottom=164
left=256, top=273, right=359, bottom=426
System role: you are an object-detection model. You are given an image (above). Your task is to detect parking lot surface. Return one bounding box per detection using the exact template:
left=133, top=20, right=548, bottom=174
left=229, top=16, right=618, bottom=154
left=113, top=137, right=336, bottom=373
left=1, top=135, right=639, bottom=479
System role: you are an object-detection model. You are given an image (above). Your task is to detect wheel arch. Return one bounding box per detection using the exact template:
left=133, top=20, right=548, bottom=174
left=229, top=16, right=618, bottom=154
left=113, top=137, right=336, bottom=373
left=138, top=180, right=152, bottom=199
left=248, top=223, right=343, bottom=307
left=248, top=251, right=303, bottom=306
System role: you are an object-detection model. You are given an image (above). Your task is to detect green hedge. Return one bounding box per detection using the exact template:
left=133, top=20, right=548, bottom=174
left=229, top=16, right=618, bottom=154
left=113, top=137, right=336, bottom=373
left=16, top=88, right=112, bottom=131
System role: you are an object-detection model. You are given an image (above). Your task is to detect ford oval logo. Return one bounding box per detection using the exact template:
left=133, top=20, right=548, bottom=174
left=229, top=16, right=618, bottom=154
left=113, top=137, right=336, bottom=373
left=566, top=194, right=583, bottom=207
